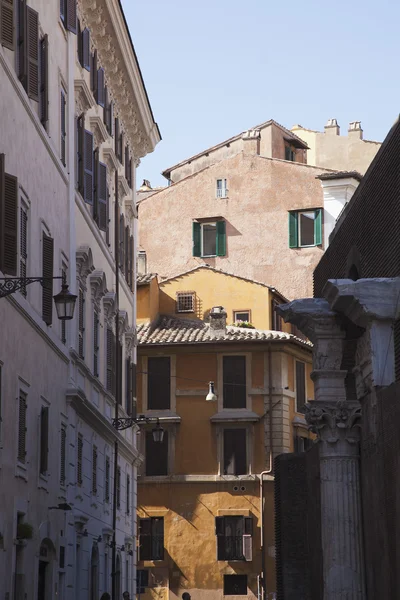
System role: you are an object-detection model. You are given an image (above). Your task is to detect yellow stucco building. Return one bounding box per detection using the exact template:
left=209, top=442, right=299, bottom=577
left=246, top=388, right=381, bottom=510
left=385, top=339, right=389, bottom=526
left=135, top=267, right=313, bottom=600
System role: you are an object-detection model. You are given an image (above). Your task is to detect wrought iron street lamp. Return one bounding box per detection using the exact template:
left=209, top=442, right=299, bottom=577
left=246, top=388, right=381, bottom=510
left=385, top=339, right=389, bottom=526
left=0, top=275, right=77, bottom=321
left=112, top=414, right=165, bottom=443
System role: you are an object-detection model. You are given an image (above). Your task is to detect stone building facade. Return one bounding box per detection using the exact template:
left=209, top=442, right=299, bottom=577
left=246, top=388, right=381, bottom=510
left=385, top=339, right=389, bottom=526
left=0, top=2, right=160, bottom=600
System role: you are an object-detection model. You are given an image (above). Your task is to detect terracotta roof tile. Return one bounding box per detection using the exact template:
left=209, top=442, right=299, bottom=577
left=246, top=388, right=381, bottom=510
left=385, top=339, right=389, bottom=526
left=137, top=315, right=312, bottom=348
left=137, top=273, right=157, bottom=285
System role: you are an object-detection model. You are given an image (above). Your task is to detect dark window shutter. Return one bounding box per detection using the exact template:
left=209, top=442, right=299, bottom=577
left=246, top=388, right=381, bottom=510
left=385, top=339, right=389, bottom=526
left=78, top=287, right=85, bottom=358
left=39, top=406, right=49, bottom=474
left=215, top=517, right=225, bottom=561
left=18, top=391, right=27, bottom=462
left=77, top=19, right=82, bottom=63
left=289, top=211, right=298, bottom=248
left=216, top=220, right=226, bottom=256
left=1, top=0, right=15, bottom=50
left=139, top=518, right=152, bottom=561
left=19, top=207, right=27, bottom=296
left=76, top=114, right=84, bottom=191
left=60, top=0, right=65, bottom=22
left=296, top=361, right=306, bottom=413
left=17, top=0, right=27, bottom=85
left=114, top=117, right=119, bottom=156
left=315, top=208, right=322, bottom=245
left=66, top=0, right=77, bottom=34
left=92, top=445, right=97, bottom=494
left=145, top=430, right=168, bottom=476
left=223, top=429, right=247, bottom=475
left=125, top=225, right=129, bottom=281
left=82, top=27, right=90, bottom=70
left=106, top=327, right=115, bottom=394
left=60, top=426, right=66, bottom=485
left=105, top=456, right=110, bottom=502
left=42, top=233, right=54, bottom=325
left=116, top=466, right=121, bottom=507
left=125, top=145, right=129, bottom=180
left=126, top=473, right=130, bottom=514
left=0, top=156, right=18, bottom=276
left=83, top=129, right=94, bottom=204
left=118, top=340, right=122, bottom=404
left=223, top=355, right=246, bottom=409
left=152, top=517, right=164, bottom=560
left=192, top=221, right=201, bottom=257
left=244, top=517, right=253, bottom=536
left=129, top=235, right=134, bottom=291
left=91, top=50, right=97, bottom=93
left=39, top=35, right=48, bottom=127
left=103, top=86, right=109, bottom=130
left=126, top=358, right=132, bottom=415
left=96, top=161, right=107, bottom=232
left=131, top=362, right=137, bottom=418
left=96, top=68, right=105, bottom=106
left=60, top=89, right=66, bottom=166
left=77, top=434, right=83, bottom=485
left=147, top=357, right=171, bottom=410
left=26, top=6, right=38, bottom=101
left=119, top=214, right=125, bottom=269
left=120, top=132, right=124, bottom=165
left=93, top=309, right=99, bottom=376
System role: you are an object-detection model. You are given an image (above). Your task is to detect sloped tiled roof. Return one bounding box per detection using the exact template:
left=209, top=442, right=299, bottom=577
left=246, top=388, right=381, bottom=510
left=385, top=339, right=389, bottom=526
left=137, top=315, right=312, bottom=348
left=137, top=273, right=157, bottom=286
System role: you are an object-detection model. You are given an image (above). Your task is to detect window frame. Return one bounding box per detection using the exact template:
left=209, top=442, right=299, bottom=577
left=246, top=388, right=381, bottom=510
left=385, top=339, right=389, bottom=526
left=289, top=209, right=322, bottom=249
left=216, top=178, right=228, bottom=198
left=201, top=221, right=218, bottom=257
left=145, top=429, right=169, bottom=477
left=138, top=517, right=164, bottom=562
left=284, top=144, right=296, bottom=162
left=216, top=516, right=253, bottom=562
left=176, top=291, right=195, bottom=314
left=223, top=574, right=248, bottom=595
left=298, top=210, right=318, bottom=248
left=142, top=355, right=176, bottom=412
left=223, top=428, right=248, bottom=476
left=233, top=310, right=250, bottom=324
left=19, top=195, right=29, bottom=297
left=271, top=299, right=282, bottom=331
left=222, top=355, right=247, bottom=410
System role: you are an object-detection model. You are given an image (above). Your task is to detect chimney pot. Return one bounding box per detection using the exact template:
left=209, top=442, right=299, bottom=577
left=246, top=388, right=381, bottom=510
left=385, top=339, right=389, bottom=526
left=209, top=306, right=227, bottom=338
left=348, top=121, right=363, bottom=140
left=324, top=118, right=340, bottom=136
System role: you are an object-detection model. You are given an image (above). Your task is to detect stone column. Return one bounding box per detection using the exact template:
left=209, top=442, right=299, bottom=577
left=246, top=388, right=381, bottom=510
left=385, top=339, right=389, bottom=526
left=278, top=298, right=366, bottom=600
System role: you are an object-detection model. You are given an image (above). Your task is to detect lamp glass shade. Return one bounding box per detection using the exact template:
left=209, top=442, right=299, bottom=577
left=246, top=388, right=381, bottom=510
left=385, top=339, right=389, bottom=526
left=53, top=284, right=77, bottom=321
left=152, top=424, right=165, bottom=443
left=206, top=381, right=217, bottom=402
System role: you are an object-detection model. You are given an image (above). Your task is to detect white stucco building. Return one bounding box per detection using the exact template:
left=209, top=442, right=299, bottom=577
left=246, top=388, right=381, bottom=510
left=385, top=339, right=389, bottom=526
left=0, top=1, right=160, bottom=599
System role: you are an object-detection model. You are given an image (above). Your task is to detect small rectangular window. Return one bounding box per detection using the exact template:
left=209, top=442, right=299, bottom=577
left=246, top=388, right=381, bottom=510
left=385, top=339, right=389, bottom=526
left=136, top=570, right=149, bottom=594
left=202, top=222, right=217, bottom=256
left=176, top=291, right=195, bottom=313
left=145, top=430, right=168, bottom=476
left=224, top=575, right=248, bottom=595
left=60, top=425, right=66, bottom=486
left=295, top=361, right=306, bottom=413
left=216, top=178, right=227, bottom=198
left=193, top=220, right=226, bottom=258
left=285, top=144, right=296, bottom=162
left=223, top=356, right=246, bottom=409
left=233, top=311, right=250, bottom=324
left=294, top=435, right=313, bottom=453
left=288, top=209, right=322, bottom=248
left=139, top=517, right=164, bottom=561
left=223, top=429, right=247, bottom=475
left=147, top=357, right=170, bottom=410
left=18, top=390, right=27, bottom=463
left=77, top=434, right=83, bottom=485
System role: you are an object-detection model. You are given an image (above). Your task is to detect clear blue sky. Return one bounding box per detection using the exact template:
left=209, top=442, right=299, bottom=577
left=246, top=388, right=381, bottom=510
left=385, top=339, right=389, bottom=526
left=121, top=0, right=400, bottom=188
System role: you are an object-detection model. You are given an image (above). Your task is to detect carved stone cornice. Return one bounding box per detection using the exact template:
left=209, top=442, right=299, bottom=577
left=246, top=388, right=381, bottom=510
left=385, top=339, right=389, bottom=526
left=75, top=79, right=95, bottom=115
left=118, top=310, right=129, bottom=342
left=103, top=291, right=117, bottom=327
left=102, top=147, right=119, bottom=174
left=76, top=245, right=95, bottom=288
left=118, top=175, right=130, bottom=201
left=124, top=197, right=136, bottom=222
left=125, top=328, right=136, bottom=357
left=89, top=116, right=110, bottom=148
left=77, top=0, right=160, bottom=158
left=90, top=270, right=108, bottom=311
left=306, top=400, right=361, bottom=449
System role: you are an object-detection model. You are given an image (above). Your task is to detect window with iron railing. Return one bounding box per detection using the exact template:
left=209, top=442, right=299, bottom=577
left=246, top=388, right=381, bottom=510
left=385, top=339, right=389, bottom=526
left=215, top=516, right=253, bottom=561
left=176, top=291, right=195, bottom=313
left=139, top=517, right=164, bottom=561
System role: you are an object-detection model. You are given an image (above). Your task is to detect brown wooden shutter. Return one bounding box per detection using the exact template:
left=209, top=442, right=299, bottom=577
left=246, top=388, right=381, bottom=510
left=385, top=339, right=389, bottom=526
left=39, top=35, right=48, bottom=127
left=66, top=0, right=77, bottom=34
left=106, top=327, right=113, bottom=393
left=26, top=6, right=38, bottom=101
left=60, top=426, right=66, bottom=485
left=114, top=117, right=119, bottom=156
left=39, top=406, right=49, bottom=474
left=18, top=391, right=27, bottom=463
left=129, top=235, right=134, bottom=291
left=60, top=89, right=66, bottom=166
left=124, top=225, right=129, bottom=281
left=96, top=67, right=105, bottom=106
left=19, top=206, right=27, bottom=295
left=243, top=516, right=253, bottom=561
left=42, top=233, right=54, bottom=325
left=0, top=155, right=18, bottom=276
left=1, top=0, right=15, bottom=50
left=215, top=517, right=225, bottom=560
left=83, top=129, right=94, bottom=204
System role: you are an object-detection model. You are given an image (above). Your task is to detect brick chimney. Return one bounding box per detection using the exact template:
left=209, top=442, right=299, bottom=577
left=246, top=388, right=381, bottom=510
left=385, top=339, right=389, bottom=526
left=209, top=306, right=227, bottom=338
left=324, top=118, right=340, bottom=136
left=242, top=129, right=260, bottom=155
left=348, top=121, right=363, bottom=140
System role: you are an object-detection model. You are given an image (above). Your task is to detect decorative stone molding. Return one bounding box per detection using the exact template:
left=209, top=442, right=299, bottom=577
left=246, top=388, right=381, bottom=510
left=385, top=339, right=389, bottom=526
left=125, top=328, right=136, bottom=357
left=102, top=147, right=119, bottom=174
left=124, top=197, right=136, bottom=222
left=306, top=400, right=361, bottom=447
left=90, top=270, right=108, bottom=311
left=76, top=245, right=95, bottom=288
left=75, top=79, right=95, bottom=115
left=89, top=116, right=110, bottom=148
left=118, top=310, right=129, bottom=342
left=324, top=277, right=400, bottom=388
left=103, top=292, right=117, bottom=327
left=77, top=0, right=159, bottom=158
left=118, top=175, right=130, bottom=201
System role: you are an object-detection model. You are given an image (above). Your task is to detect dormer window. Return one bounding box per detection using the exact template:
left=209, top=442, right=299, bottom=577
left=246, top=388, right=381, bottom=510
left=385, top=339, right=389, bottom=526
left=216, top=179, right=227, bottom=198
left=285, top=144, right=296, bottom=162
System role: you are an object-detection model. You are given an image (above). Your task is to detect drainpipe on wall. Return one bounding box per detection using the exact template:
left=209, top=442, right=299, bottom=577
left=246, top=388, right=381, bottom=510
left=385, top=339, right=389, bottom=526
left=259, top=344, right=274, bottom=600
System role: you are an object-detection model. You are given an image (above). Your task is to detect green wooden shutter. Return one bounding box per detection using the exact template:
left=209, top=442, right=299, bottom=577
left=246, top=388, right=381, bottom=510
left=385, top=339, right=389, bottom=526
left=315, top=209, right=322, bottom=245
left=288, top=211, right=298, bottom=248
left=192, top=221, right=201, bottom=257
left=216, top=220, right=226, bottom=256
left=1, top=0, right=15, bottom=50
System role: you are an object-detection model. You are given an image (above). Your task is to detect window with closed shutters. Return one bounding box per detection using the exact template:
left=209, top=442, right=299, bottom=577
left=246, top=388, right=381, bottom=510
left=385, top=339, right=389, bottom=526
left=1, top=0, right=15, bottom=50
left=60, top=425, right=66, bottom=486
left=18, top=391, right=27, bottom=463
left=96, top=67, right=105, bottom=107
left=145, top=430, right=168, bottom=476
left=119, top=214, right=125, bottom=270
left=129, top=235, right=134, bottom=291
left=92, top=445, right=97, bottom=495
left=223, top=429, right=247, bottom=475
left=147, top=357, right=170, bottom=410
left=42, top=233, right=54, bottom=325
left=139, top=517, right=164, bottom=561
left=94, top=156, right=108, bottom=233
left=76, top=114, right=84, bottom=191
left=106, top=327, right=115, bottom=394
left=60, top=0, right=77, bottom=33
left=136, top=570, right=149, bottom=594
left=39, top=406, right=49, bottom=475
left=39, top=35, right=48, bottom=128
left=104, top=455, right=110, bottom=503
left=16, top=2, right=39, bottom=100
left=77, top=434, right=83, bottom=485
left=83, top=130, right=94, bottom=204
left=19, top=204, right=28, bottom=297
left=295, top=361, right=306, bottom=413
left=223, top=356, right=246, bottom=408
left=60, top=88, right=67, bottom=166
left=78, top=287, right=85, bottom=359
left=78, top=26, right=90, bottom=71
left=216, top=516, right=253, bottom=561
left=0, top=154, right=18, bottom=276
